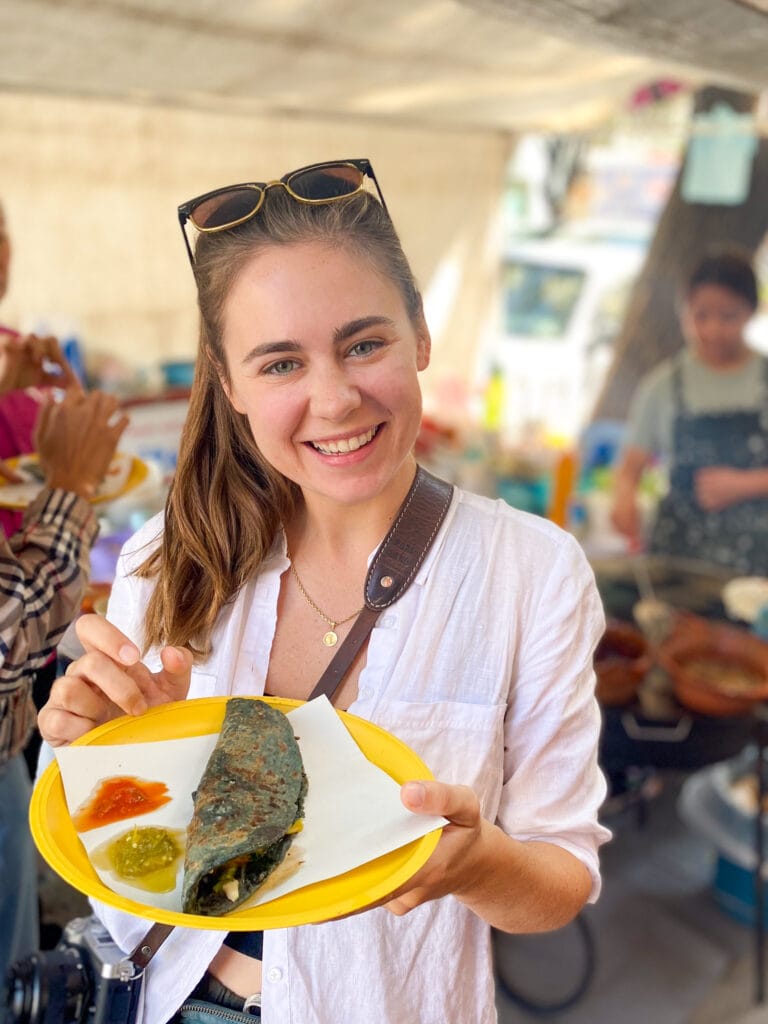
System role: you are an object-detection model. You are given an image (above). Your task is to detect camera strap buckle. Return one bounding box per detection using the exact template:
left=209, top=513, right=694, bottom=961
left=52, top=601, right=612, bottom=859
left=129, top=923, right=175, bottom=970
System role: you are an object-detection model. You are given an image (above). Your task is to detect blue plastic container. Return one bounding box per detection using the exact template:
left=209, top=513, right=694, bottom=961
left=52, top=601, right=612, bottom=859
left=713, top=855, right=768, bottom=928
left=679, top=752, right=768, bottom=929
left=496, top=476, right=550, bottom=516
left=160, top=360, right=196, bottom=388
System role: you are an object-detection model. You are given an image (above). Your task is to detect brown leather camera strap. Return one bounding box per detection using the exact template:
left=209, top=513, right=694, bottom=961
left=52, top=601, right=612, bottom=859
left=128, top=465, right=453, bottom=967
left=129, top=922, right=174, bottom=969
left=309, top=465, right=454, bottom=702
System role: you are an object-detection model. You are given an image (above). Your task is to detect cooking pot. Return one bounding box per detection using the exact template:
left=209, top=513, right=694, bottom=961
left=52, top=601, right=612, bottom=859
left=658, top=614, right=768, bottom=717
left=593, top=620, right=651, bottom=707
left=590, top=554, right=736, bottom=623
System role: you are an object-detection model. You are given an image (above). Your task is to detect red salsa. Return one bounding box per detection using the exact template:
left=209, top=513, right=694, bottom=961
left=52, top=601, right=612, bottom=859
left=72, top=776, right=171, bottom=832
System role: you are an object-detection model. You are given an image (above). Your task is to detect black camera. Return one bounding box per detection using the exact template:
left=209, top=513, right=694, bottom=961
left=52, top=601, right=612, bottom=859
left=5, top=916, right=144, bottom=1024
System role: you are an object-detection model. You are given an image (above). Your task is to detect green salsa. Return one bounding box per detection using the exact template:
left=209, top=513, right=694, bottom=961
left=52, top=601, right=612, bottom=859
left=92, top=825, right=186, bottom=893
left=110, top=826, right=181, bottom=877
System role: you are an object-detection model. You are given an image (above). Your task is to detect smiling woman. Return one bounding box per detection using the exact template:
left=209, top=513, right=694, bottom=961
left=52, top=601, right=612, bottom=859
left=38, top=159, right=610, bottom=1024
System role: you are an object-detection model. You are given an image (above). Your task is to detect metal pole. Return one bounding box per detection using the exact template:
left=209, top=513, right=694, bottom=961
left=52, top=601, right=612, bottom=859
left=755, top=704, right=768, bottom=1004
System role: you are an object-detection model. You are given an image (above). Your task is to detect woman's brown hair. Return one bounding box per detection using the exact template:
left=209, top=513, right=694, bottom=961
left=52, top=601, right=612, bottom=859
left=137, top=186, right=424, bottom=657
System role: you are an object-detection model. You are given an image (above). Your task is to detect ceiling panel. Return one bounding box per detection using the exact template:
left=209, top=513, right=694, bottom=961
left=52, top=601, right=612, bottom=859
left=1, top=0, right=763, bottom=133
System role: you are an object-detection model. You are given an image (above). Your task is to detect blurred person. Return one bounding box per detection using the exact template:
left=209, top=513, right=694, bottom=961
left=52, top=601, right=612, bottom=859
left=0, top=201, right=100, bottom=780
left=611, top=246, right=768, bottom=574
left=0, top=200, right=81, bottom=538
left=0, top=388, right=128, bottom=980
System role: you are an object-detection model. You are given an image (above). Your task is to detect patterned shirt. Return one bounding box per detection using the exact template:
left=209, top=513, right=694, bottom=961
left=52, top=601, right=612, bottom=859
left=0, top=488, right=97, bottom=763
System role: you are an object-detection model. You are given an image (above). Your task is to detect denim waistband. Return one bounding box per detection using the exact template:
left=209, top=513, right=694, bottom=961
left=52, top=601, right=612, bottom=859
left=175, top=999, right=261, bottom=1022
left=179, top=970, right=261, bottom=1020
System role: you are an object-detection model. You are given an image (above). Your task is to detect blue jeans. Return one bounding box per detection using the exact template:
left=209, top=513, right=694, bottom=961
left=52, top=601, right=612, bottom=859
left=0, top=754, right=39, bottom=978
left=174, top=1001, right=260, bottom=1022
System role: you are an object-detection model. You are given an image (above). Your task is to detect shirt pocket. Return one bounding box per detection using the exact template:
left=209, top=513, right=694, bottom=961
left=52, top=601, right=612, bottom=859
left=187, top=671, right=221, bottom=700
left=371, top=699, right=506, bottom=817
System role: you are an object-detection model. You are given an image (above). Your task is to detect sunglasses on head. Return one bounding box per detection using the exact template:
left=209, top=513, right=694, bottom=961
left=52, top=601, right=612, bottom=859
left=177, top=158, right=387, bottom=266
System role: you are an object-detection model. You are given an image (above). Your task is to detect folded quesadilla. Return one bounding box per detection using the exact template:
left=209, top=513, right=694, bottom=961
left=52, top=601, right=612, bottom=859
left=182, top=698, right=308, bottom=916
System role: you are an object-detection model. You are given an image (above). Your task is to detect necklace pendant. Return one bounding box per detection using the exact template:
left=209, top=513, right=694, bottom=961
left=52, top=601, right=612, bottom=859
left=322, top=629, right=339, bottom=647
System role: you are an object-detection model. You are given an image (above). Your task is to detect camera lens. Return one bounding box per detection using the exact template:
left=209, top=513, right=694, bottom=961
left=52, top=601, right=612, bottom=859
left=5, top=948, right=91, bottom=1024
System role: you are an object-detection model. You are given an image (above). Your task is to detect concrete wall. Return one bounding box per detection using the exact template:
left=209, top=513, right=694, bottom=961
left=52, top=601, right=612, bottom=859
left=0, top=93, right=512, bottom=415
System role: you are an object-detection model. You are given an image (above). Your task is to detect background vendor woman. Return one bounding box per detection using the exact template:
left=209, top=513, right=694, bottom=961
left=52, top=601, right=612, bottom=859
left=611, top=247, right=768, bottom=574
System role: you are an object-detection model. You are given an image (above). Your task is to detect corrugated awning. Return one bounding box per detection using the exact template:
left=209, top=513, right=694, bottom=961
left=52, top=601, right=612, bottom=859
left=2, top=0, right=766, bottom=134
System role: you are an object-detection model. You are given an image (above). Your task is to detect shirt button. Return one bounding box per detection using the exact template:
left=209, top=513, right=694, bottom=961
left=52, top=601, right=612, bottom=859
left=359, top=686, right=374, bottom=700
left=267, top=967, right=283, bottom=983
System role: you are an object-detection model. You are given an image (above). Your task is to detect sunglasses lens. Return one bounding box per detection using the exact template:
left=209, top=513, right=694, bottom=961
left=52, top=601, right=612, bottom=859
left=189, top=187, right=263, bottom=230
left=288, top=165, right=364, bottom=201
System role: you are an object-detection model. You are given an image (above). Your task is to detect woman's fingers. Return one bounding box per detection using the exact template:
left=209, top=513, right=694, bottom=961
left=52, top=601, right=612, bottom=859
left=40, top=617, right=193, bottom=750
left=38, top=617, right=144, bottom=747
left=39, top=644, right=193, bottom=748
left=76, top=613, right=141, bottom=666
left=321, top=783, right=482, bottom=923
left=156, top=644, right=194, bottom=701
left=36, top=392, right=130, bottom=498
left=67, top=650, right=148, bottom=716
left=77, top=614, right=192, bottom=703
left=400, top=780, right=478, bottom=827
left=38, top=670, right=123, bottom=746
left=42, top=336, right=80, bottom=390
left=382, top=781, right=482, bottom=916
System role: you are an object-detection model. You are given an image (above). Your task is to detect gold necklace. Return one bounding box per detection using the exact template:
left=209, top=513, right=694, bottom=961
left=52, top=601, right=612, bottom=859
left=288, top=556, right=365, bottom=647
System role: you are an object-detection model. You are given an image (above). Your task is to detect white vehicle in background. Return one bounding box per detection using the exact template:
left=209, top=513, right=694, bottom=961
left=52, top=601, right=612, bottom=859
left=482, top=222, right=648, bottom=442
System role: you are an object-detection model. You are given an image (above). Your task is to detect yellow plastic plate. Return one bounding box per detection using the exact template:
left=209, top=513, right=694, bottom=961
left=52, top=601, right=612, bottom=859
left=0, top=452, right=149, bottom=509
left=30, top=697, right=442, bottom=930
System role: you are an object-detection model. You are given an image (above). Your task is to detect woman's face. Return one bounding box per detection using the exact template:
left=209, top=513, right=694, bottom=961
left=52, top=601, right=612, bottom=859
left=681, top=283, right=754, bottom=368
left=219, top=241, right=430, bottom=508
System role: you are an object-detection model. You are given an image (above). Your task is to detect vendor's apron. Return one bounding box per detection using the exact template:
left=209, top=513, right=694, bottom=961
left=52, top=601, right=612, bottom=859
left=650, top=359, right=768, bottom=575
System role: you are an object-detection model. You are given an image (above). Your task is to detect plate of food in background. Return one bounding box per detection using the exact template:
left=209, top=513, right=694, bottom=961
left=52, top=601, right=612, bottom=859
left=0, top=451, right=149, bottom=509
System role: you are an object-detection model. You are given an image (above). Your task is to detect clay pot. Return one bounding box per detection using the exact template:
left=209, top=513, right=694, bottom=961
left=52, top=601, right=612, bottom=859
left=659, top=616, right=768, bottom=717
left=594, top=620, right=651, bottom=707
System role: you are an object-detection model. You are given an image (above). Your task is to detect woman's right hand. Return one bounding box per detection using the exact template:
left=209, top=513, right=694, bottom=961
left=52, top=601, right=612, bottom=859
left=35, top=389, right=129, bottom=500
left=38, top=614, right=193, bottom=747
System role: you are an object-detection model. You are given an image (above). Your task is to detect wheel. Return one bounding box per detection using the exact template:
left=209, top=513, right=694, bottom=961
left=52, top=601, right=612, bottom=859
left=492, top=914, right=596, bottom=1015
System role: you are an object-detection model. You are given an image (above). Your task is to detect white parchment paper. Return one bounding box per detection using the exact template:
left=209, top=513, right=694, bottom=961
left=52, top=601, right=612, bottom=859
left=54, top=696, right=445, bottom=913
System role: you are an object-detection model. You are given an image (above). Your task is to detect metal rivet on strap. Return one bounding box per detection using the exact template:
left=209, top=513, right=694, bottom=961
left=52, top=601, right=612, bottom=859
left=381, top=576, right=394, bottom=588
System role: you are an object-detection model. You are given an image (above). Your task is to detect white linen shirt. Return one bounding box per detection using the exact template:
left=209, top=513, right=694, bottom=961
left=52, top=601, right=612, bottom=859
left=92, top=486, right=610, bottom=1024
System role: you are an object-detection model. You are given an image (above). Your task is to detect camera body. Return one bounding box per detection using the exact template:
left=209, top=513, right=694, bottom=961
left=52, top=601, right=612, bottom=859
left=5, top=916, right=144, bottom=1024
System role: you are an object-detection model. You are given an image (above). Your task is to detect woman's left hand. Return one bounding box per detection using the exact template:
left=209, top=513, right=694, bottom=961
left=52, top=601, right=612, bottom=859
left=0, top=333, right=80, bottom=395
left=333, top=778, right=590, bottom=931
left=383, top=781, right=486, bottom=916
